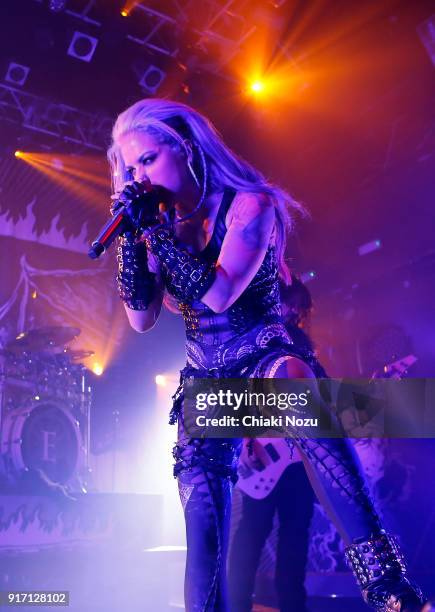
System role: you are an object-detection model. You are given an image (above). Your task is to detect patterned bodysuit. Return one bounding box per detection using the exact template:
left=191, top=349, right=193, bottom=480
left=164, top=189, right=382, bottom=612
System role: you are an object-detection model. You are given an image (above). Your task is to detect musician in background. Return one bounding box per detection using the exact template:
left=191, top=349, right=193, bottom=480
left=228, top=277, right=324, bottom=612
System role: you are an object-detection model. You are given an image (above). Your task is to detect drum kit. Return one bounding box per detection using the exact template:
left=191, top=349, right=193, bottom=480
left=0, top=326, right=93, bottom=489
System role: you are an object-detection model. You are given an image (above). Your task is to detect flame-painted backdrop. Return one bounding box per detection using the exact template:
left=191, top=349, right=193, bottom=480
left=0, top=154, right=123, bottom=357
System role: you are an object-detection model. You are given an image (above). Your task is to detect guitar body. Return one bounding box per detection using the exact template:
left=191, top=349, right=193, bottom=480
left=237, top=438, right=301, bottom=500
left=236, top=354, right=417, bottom=500
left=371, top=354, right=417, bottom=379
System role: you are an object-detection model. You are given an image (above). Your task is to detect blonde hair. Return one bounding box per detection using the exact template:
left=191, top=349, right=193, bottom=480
left=108, top=98, right=306, bottom=283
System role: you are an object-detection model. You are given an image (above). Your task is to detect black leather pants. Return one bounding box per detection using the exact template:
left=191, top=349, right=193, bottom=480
left=169, top=319, right=390, bottom=611
left=174, top=414, right=242, bottom=612
left=228, top=462, right=315, bottom=612
left=173, top=408, right=381, bottom=611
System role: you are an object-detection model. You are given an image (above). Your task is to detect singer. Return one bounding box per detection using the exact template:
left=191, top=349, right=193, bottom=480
left=105, top=99, right=426, bottom=611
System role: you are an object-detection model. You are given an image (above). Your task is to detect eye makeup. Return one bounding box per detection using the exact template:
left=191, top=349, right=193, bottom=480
left=138, top=150, right=157, bottom=165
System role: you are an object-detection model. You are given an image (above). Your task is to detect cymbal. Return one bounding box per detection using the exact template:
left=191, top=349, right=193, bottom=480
left=6, top=326, right=81, bottom=353
left=64, top=348, right=95, bottom=361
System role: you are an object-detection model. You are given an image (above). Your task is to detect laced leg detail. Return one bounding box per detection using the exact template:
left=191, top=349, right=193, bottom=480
left=266, top=352, right=427, bottom=609
left=297, top=437, right=380, bottom=513
left=174, top=434, right=241, bottom=612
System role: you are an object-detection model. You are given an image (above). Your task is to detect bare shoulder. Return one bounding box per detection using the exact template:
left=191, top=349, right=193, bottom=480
left=223, top=191, right=275, bottom=250
left=225, top=191, right=274, bottom=227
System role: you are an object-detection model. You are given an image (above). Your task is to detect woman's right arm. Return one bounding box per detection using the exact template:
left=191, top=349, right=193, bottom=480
left=123, top=250, right=165, bottom=333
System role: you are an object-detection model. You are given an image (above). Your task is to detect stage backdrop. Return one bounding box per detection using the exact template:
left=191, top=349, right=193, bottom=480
left=0, top=153, right=125, bottom=364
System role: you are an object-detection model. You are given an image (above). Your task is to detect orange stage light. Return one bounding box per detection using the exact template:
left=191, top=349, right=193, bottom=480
left=16, top=151, right=109, bottom=212
left=92, top=362, right=104, bottom=376
left=14, top=150, right=24, bottom=158
left=250, top=80, right=265, bottom=93
left=121, top=1, right=138, bottom=17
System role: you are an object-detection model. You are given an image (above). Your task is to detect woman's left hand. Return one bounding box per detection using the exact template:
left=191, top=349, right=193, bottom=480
left=111, top=180, right=171, bottom=234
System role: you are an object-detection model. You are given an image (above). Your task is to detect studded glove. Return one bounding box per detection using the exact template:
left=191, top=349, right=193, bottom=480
left=116, top=234, right=156, bottom=310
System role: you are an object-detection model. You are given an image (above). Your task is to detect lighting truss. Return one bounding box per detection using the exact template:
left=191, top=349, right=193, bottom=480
left=186, top=0, right=257, bottom=67
left=0, top=84, right=111, bottom=151
left=34, top=0, right=101, bottom=24
left=128, top=0, right=256, bottom=67
left=35, top=0, right=257, bottom=68
left=64, top=0, right=101, bottom=26
left=127, top=3, right=180, bottom=57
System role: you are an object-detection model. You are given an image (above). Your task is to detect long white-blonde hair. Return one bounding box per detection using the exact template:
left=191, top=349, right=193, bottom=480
left=108, top=98, right=305, bottom=283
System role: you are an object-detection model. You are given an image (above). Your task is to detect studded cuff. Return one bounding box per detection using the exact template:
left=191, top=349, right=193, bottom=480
left=116, top=235, right=156, bottom=310
left=344, top=531, right=406, bottom=589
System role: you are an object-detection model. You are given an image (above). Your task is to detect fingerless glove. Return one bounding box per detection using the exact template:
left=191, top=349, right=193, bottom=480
left=116, top=235, right=156, bottom=310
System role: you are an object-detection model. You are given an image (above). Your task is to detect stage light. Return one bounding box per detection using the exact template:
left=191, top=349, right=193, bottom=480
left=67, top=31, right=99, bottom=63
left=14, top=150, right=24, bottom=158
left=139, top=65, right=167, bottom=95
left=250, top=80, right=265, bottom=93
left=358, top=239, right=382, bottom=256
left=300, top=270, right=316, bottom=283
left=92, top=362, right=104, bottom=376
left=49, top=0, right=66, bottom=11
left=121, top=10, right=128, bottom=17
left=155, top=374, right=167, bottom=387
left=51, top=158, right=64, bottom=171
left=5, top=62, right=30, bottom=87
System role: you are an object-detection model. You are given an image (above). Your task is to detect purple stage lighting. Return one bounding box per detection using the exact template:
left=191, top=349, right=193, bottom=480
left=67, top=31, right=99, bottom=63
left=139, top=65, right=166, bottom=94
left=358, top=239, right=382, bottom=256
left=5, top=62, right=30, bottom=86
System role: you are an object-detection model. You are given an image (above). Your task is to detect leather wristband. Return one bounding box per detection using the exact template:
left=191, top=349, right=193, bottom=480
left=344, top=532, right=405, bottom=589
left=146, top=228, right=215, bottom=304
left=344, top=531, right=425, bottom=609
left=116, top=235, right=156, bottom=310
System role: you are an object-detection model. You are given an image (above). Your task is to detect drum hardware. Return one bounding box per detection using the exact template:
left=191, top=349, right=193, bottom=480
left=63, top=348, right=95, bottom=362
left=6, top=326, right=81, bottom=354
left=0, top=326, right=93, bottom=490
left=1, top=401, right=83, bottom=485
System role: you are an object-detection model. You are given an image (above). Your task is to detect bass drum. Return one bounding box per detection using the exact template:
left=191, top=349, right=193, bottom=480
left=2, top=402, right=82, bottom=485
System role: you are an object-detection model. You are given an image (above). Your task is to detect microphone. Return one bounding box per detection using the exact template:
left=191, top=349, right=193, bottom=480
left=88, top=206, right=130, bottom=260
left=88, top=181, right=164, bottom=260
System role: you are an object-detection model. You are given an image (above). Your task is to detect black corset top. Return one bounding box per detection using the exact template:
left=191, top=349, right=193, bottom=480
left=164, top=188, right=282, bottom=347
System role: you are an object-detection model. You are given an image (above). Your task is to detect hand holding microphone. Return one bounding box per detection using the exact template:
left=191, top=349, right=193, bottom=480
left=88, top=180, right=170, bottom=260
left=110, top=179, right=162, bottom=231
